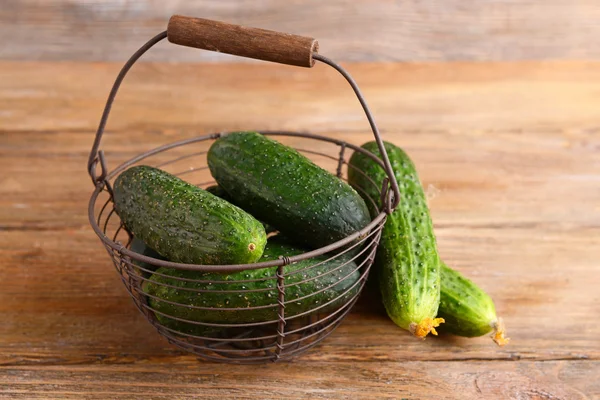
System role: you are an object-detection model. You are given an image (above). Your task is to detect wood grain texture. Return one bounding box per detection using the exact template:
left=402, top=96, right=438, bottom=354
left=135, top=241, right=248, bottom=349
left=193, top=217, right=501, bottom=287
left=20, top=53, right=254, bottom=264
left=1, top=361, right=598, bottom=399
left=2, top=0, right=600, bottom=63
left=3, top=61, right=600, bottom=133
left=1, top=61, right=599, bottom=398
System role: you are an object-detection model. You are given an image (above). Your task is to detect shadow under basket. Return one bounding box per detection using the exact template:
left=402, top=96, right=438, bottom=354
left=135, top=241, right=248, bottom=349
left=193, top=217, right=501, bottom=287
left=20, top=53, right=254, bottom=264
left=87, top=16, right=399, bottom=364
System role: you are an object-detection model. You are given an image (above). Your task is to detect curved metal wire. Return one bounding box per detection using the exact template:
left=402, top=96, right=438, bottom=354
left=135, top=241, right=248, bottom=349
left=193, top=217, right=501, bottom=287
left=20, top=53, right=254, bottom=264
left=87, top=30, right=168, bottom=184
left=93, top=138, right=382, bottom=363
left=88, top=133, right=388, bottom=273
left=86, top=32, right=399, bottom=207
left=124, top=222, right=380, bottom=290
left=87, top=29, right=397, bottom=363
left=312, top=53, right=400, bottom=210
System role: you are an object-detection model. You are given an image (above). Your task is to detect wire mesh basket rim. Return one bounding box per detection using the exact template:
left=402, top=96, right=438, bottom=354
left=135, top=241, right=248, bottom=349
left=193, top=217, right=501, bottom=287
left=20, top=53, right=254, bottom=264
left=88, top=129, right=389, bottom=273
left=127, top=224, right=380, bottom=287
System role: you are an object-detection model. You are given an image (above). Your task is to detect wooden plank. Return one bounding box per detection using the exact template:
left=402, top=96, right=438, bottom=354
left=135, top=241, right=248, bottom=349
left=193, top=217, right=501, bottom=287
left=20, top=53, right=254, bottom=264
left=1, top=225, right=598, bottom=365
left=2, top=1, right=600, bottom=62
left=2, top=124, right=600, bottom=229
left=2, top=61, right=600, bottom=133
left=1, top=361, right=598, bottom=399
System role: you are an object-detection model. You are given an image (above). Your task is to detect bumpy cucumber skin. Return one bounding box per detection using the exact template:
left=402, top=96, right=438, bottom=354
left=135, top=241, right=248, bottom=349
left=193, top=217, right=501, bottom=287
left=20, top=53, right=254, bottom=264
left=348, top=141, right=441, bottom=333
left=438, top=262, right=497, bottom=337
left=113, top=165, right=267, bottom=265
left=205, top=184, right=277, bottom=234
left=207, top=132, right=371, bottom=249
left=142, top=237, right=361, bottom=329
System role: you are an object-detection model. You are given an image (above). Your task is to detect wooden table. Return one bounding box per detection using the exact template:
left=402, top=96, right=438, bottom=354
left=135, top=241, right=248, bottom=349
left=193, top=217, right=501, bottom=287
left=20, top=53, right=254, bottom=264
left=1, top=60, right=599, bottom=399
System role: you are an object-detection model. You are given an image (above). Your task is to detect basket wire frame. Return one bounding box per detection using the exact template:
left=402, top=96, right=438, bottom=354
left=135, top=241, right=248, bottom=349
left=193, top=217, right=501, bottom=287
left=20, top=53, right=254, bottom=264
left=87, top=31, right=399, bottom=364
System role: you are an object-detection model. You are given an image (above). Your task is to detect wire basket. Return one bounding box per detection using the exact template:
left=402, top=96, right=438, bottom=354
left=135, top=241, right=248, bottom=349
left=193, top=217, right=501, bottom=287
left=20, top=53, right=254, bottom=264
left=87, top=16, right=400, bottom=364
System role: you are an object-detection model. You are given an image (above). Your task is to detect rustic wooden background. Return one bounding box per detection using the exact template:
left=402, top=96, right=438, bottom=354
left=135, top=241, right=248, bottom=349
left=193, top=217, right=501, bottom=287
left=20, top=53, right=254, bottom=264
left=3, top=0, right=600, bottom=62
left=1, top=1, right=599, bottom=399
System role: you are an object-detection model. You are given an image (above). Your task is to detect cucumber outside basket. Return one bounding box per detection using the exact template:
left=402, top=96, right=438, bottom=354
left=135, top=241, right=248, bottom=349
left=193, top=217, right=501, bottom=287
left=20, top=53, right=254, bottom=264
left=87, top=15, right=400, bottom=364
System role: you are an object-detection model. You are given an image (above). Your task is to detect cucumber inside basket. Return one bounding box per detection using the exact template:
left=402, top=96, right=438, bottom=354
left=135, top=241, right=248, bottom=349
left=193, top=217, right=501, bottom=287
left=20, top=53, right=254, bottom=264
left=87, top=16, right=399, bottom=364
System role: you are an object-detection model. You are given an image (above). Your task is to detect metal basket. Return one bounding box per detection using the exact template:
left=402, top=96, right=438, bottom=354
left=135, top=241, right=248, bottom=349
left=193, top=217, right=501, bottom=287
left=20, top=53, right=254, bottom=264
left=87, top=16, right=400, bottom=364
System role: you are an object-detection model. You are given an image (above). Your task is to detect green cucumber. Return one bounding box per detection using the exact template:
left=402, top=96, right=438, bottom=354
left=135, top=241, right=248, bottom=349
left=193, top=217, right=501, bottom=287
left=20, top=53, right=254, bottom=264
left=205, top=184, right=277, bottom=234
left=207, top=132, right=371, bottom=249
left=113, top=165, right=267, bottom=265
left=142, top=236, right=361, bottom=332
left=128, top=237, right=224, bottom=337
left=348, top=141, right=443, bottom=338
left=438, top=262, right=509, bottom=345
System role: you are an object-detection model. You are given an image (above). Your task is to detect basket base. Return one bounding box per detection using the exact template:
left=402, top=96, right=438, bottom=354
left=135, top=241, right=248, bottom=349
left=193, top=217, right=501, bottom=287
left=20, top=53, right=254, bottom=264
left=151, top=305, right=356, bottom=364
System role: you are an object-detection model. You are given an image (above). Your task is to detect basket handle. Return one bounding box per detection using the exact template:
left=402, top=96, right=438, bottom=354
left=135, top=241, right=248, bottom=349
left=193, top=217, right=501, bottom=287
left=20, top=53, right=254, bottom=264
left=87, top=16, right=400, bottom=211
left=167, top=15, right=318, bottom=68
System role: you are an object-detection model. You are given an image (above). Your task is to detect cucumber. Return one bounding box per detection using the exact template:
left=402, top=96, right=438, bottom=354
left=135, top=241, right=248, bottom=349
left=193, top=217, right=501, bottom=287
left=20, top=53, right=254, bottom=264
left=142, top=236, right=361, bottom=331
left=113, top=165, right=267, bottom=265
left=348, top=141, right=443, bottom=338
left=205, top=184, right=277, bottom=234
left=438, top=262, right=509, bottom=345
left=128, top=236, right=228, bottom=337
left=207, top=132, right=371, bottom=249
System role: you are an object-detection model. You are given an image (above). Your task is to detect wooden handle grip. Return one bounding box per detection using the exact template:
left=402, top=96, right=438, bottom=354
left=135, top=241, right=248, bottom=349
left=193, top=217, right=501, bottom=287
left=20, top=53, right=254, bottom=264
left=167, top=15, right=319, bottom=67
